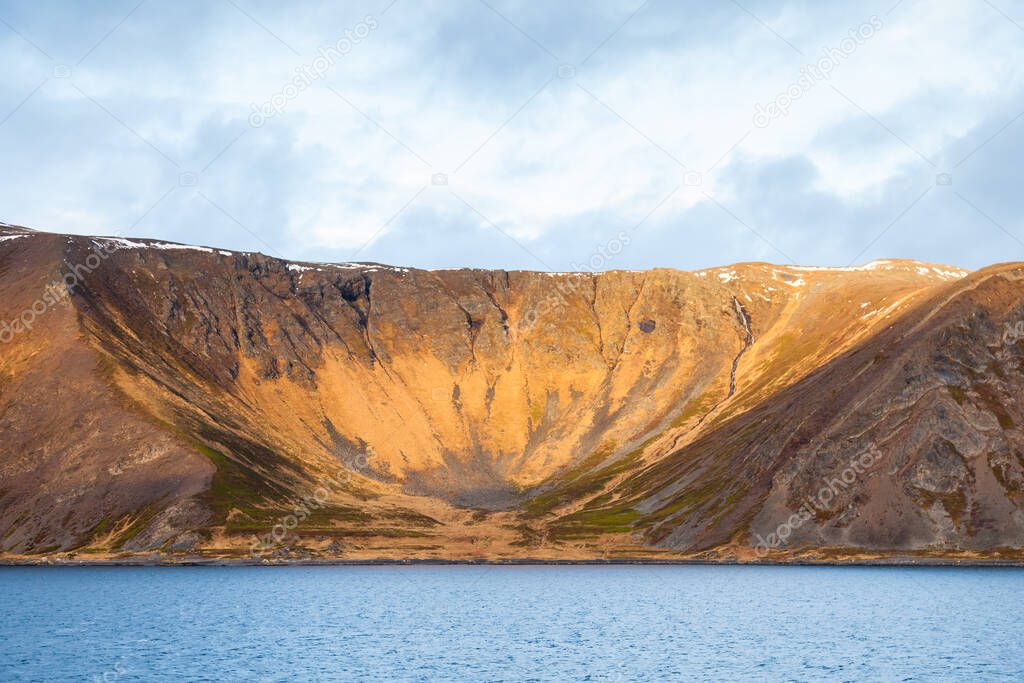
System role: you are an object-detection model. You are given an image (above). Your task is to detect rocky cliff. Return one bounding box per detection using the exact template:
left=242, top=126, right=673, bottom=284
left=2, top=222, right=1022, bottom=563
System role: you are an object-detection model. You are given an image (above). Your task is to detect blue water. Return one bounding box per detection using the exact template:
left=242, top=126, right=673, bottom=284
left=1, top=566, right=1022, bottom=681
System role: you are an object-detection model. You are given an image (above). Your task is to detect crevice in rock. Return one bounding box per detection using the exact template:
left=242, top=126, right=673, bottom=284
left=480, top=284, right=510, bottom=336
left=590, top=276, right=605, bottom=361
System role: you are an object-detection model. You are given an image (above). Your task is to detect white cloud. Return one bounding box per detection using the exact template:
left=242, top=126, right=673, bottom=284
left=0, top=0, right=1022, bottom=269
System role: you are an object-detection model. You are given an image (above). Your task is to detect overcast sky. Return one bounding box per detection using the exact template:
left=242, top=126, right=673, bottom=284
left=1, top=0, right=1022, bottom=271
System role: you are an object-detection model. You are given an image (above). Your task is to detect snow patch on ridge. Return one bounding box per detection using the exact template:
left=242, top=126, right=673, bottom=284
left=92, top=237, right=233, bottom=256
left=360, top=265, right=411, bottom=274
left=288, top=261, right=414, bottom=275
left=785, top=260, right=968, bottom=279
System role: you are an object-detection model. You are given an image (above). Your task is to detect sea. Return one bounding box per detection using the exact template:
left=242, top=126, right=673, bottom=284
left=1, top=565, right=1022, bottom=681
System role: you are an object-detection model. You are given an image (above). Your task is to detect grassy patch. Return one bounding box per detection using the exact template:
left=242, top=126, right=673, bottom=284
left=301, top=506, right=374, bottom=527
left=669, top=391, right=719, bottom=428
left=972, top=383, right=1015, bottom=429
left=223, top=504, right=373, bottom=533
left=198, top=443, right=287, bottom=525
left=115, top=502, right=165, bottom=548
left=641, top=480, right=721, bottom=527
left=509, top=523, right=549, bottom=548
left=82, top=515, right=114, bottom=542
left=305, top=528, right=432, bottom=539
left=385, top=508, right=442, bottom=527
left=548, top=506, right=640, bottom=540
left=523, top=441, right=649, bottom=517
left=917, top=489, right=970, bottom=528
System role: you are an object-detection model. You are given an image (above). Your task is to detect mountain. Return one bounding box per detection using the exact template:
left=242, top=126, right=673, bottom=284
left=1, top=222, right=1022, bottom=563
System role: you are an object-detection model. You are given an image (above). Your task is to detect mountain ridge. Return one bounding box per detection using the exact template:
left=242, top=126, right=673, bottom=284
left=0, top=218, right=972, bottom=277
left=2, top=222, right=1022, bottom=563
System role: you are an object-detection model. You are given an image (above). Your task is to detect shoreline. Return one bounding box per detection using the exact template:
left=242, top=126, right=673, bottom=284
left=3, top=557, right=1024, bottom=568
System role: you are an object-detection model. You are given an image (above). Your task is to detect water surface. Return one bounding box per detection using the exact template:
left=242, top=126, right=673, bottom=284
left=1, top=565, right=1021, bottom=681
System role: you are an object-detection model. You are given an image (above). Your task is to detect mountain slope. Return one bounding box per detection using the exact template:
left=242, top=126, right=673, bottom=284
left=1, top=222, right=1021, bottom=562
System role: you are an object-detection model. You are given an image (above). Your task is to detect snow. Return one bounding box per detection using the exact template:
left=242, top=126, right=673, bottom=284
left=686, top=260, right=968, bottom=282
left=862, top=301, right=902, bottom=320
left=92, top=237, right=233, bottom=256
left=786, top=260, right=899, bottom=273
left=0, top=234, right=27, bottom=243
left=360, top=265, right=411, bottom=274
left=782, top=277, right=806, bottom=287
left=150, top=242, right=220, bottom=254
left=785, top=260, right=968, bottom=279
left=27, top=233, right=412, bottom=275
left=288, top=262, right=413, bottom=275
left=930, top=267, right=968, bottom=280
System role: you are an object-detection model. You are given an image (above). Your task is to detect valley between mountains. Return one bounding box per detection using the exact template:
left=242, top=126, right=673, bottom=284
left=2, top=222, right=1024, bottom=564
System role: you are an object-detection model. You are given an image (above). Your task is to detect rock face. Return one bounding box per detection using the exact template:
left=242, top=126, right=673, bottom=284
left=1, top=223, right=1022, bottom=562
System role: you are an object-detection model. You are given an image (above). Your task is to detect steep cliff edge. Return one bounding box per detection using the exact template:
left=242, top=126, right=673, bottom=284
left=1, top=222, right=1021, bottom=563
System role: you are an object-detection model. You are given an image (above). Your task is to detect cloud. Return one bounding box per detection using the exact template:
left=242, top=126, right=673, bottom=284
left=0, top=0, right=1022, bottom=270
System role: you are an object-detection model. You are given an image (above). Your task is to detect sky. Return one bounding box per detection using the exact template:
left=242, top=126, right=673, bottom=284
left=1, top=0, right=1023, bottom=272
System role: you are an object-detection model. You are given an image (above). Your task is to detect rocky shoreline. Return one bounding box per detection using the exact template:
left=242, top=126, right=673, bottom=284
left=4, top=557, right=1024, bottom=568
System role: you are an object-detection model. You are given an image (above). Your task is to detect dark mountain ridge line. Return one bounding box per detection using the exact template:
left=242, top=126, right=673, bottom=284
left=3, top=220, right=973, bottom=278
